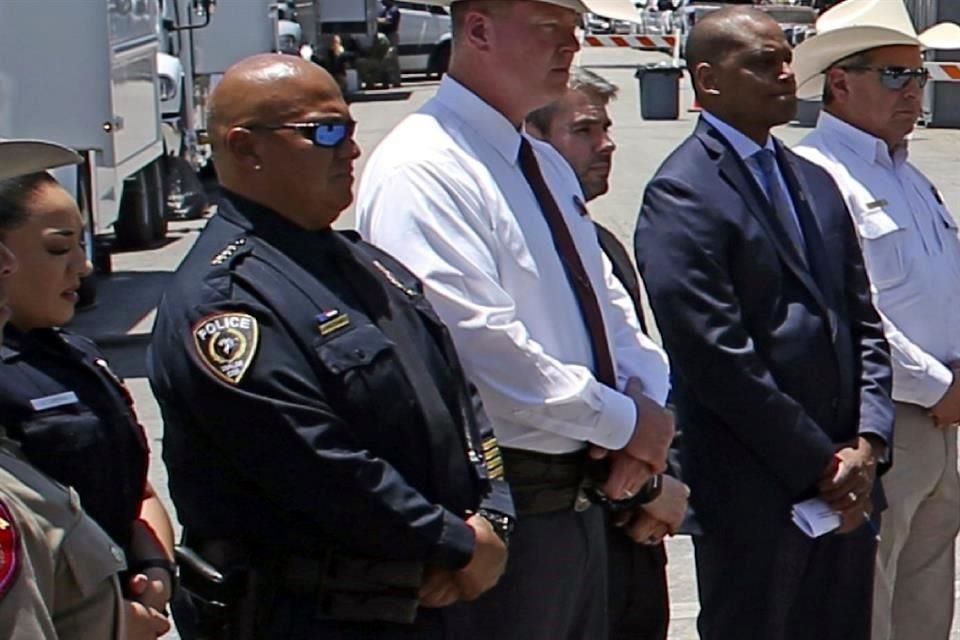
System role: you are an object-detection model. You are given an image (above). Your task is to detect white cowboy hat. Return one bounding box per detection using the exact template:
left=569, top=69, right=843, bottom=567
left=793, top=0, right=960, bottom=99
left=0, top=138, right=81, bottom=181
left=429, top=0, right=642, bottom=24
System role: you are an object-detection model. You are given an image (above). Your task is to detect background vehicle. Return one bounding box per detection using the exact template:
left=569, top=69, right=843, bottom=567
left=0, top=0, right=169, bottom=278
left=677, top=1, right=816, bottom=55
left=395, top=1, right=452, bottom=75
left=295, top=0, right=451, bottom=82
left=157, top=0, right=290, bottom=219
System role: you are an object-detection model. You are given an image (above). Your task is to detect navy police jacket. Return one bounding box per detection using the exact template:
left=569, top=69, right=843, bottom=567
left=148, top=191, right=512, bottom=570
left=0, top=326, right=149, bottom=552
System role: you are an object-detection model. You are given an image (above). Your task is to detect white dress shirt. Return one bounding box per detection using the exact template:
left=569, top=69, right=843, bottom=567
left=702, top=111, right=805, bottom=242
left=796, top=111, right=960, bottom=408
left=356, top=75, right=670, bottom=454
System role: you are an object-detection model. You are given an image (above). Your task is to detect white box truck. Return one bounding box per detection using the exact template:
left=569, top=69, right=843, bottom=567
left=0, top=0, right=170, bottom=274
left=157, top=0, right=291, bottom=212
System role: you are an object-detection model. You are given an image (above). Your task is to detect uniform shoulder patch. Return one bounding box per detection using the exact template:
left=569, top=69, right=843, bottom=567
left=192, top=312, right=260, bottom=385
left=0, top=498, right=21, bottom=599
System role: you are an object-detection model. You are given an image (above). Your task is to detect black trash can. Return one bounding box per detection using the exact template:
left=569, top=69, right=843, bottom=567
left=635, top=64, right=683, bottom=120
left=793, top=99, right=822, bottom=127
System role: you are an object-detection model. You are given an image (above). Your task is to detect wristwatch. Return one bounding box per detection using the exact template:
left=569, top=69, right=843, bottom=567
left=132, top=557, right=179, bottom=598
left=478, top=509, right=515, bottom=546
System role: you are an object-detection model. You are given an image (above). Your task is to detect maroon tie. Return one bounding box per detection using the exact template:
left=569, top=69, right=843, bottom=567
left=518, top=137, right=617, bottom=388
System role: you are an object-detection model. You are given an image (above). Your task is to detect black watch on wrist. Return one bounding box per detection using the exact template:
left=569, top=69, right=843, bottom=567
left=477, top=509, right=515, bottom=545
left=132, top=558, right=179, bottom=598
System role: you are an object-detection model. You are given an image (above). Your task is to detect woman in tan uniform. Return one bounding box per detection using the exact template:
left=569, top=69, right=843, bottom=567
left=0, top=138, right=169, bottom=639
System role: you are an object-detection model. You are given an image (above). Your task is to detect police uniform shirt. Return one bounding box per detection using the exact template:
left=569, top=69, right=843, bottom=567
left=796, top=112, right=960, bottom=407
left=0, top=327, right=149, bottom=552
left=0, top=436, right=125, bottom=639
left=149, top=192, right=511, bottom=570
left=356, top=75, right=670, bottom=456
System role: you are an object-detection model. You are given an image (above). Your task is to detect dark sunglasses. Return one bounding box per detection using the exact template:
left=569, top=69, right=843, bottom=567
left=840, top=65, right=930, bottom=90
left=245, top=120, right=356, bottom=148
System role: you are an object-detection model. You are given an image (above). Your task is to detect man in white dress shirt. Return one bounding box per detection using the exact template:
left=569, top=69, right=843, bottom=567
left=793, top=2, right=960, bottom=637
left=356, top=0, right=673, bottom=637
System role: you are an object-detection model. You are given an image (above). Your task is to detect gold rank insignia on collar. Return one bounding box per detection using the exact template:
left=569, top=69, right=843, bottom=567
left=192, top=312, right=259, bottom=384
left=372, top=260, right=417, bottom=298
left=0, top=498, right=19, bottom=599
left=210, top=238, right=247, bottom=265
left=317, top=309, right=350, bottom=336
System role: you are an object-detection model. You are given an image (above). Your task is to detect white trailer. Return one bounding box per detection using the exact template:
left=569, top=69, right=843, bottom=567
left=157, top=0, right=285, bottom=201
left=0, top=0, right=169, bottom=272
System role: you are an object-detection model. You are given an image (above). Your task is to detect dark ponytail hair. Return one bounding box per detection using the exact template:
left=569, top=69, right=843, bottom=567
left=0, top=171, right=59, bottom=232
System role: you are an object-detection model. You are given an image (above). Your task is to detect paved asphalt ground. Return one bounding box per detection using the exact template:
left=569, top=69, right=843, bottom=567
left=69, top=47, right=960, bottom=638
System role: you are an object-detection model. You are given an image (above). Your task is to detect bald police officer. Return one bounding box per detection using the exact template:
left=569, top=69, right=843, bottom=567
left=0, top=138, right=170, bottom=640
left=148, top=55, right=512, bottom=639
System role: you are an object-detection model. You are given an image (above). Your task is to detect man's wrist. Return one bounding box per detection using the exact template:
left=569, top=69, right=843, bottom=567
left=861, top=434, right=888, bottom=465
left=131, top=558, right=179, bottom=598
left=477, top=509, right=514, bottom=546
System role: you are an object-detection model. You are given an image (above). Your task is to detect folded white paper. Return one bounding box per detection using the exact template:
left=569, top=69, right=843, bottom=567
left=791, top=498, right=841, bottom=538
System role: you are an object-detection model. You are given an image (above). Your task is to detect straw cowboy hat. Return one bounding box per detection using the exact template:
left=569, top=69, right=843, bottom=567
left=793, top=0, right=960, bottom=99
left=431, top=0, right=642, bottom=24
left=0, top=138, right=81, bottom=181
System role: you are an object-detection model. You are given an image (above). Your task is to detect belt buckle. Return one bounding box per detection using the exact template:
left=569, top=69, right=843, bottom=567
left=574, top=489, right=592, bottom=512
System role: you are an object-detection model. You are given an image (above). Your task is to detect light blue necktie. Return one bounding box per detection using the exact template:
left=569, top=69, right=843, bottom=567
left=753, top=149, right=805, bottom=255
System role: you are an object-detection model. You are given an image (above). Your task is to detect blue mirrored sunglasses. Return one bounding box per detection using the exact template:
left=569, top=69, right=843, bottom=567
left=246, top=120, right=356, bottom=148
left=841, top=65, right=930, bottom=91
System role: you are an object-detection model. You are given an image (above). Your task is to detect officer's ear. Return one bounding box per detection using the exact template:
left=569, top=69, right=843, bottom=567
left=224, top=127, right=264, bottom=173
left=460, top=6, right=496, bottom=53
left=693, top=62, right=720, bottom=97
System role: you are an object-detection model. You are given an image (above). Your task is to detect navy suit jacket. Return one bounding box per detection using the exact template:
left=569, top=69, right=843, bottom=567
left=634, top=119, right=894, bottom=534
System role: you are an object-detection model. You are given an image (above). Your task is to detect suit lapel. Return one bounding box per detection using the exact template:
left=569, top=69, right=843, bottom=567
left=776, top=144, right=841, bottom=342
left=695, top=120, right=830, bottom=317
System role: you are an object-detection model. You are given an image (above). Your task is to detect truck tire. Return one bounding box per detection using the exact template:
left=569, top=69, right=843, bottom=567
left=164, top=156, right=207, bottom=220
left=76, top=228, right=105, bottom=311
left=429, top=42, right=450, bottom=77
left=75, top=275, right=98, bottom=311
left=145, top=159, right=168, bottom=241
left=116, top=160, right=166, bottom=248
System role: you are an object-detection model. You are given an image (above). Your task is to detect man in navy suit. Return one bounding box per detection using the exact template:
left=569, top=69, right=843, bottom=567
left=634, top=7, right=895, bottom=640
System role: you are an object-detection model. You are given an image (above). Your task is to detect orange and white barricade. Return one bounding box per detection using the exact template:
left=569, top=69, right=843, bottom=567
left=581, top=34, right=678, bottom=50
left=926, top=61, right=960, bottom=82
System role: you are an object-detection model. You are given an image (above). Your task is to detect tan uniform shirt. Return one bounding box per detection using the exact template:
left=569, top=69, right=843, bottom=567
left=0, top=437, right=126, bottom=639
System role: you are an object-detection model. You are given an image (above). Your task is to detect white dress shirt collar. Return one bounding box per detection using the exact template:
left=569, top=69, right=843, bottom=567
left=701, top=111, right=774, bottom=160
left=816, top=110, right=909, bottom=170
left=434, top=75, right=523, bottom=166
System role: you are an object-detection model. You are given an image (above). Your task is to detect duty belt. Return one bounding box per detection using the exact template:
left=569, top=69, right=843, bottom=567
left=275, top=552, right=423, bottom=624
left=500, top=447, right=588, bottom=515
left=179, top=539, right=424, bottom=628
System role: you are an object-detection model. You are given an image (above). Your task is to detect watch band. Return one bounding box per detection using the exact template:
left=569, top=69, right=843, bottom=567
left=131, top=557, right=179, bottom=598
left=478, top=509, right=515, bottom=545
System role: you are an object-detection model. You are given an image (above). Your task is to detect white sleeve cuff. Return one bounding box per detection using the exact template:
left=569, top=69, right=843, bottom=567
left=892, top=359, right=953, bottom=408
left=588, top=385, right=638, bottom=450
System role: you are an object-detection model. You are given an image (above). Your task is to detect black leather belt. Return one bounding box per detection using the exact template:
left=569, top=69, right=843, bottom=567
left=276, top=552, right=423, bottom=624
left=500, top=447, right=587, bottom=515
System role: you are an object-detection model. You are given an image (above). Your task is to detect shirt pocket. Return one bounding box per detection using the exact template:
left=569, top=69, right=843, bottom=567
left=58, top=487, right=126, bottom=600
left=314, top=325, right=404, bottom=426
left=856, top=207, right=910, bottom=290
left=18, top=409, right=110, bottom=495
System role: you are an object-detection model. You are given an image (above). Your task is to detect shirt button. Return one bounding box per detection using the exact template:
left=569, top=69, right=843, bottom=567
left=353, top=348, right=366, bottom=360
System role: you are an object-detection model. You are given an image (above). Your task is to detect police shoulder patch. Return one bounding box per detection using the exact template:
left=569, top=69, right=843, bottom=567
left=0, top=498, right=21, bottom=599
left=192, top=312, right=260, bottom=385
